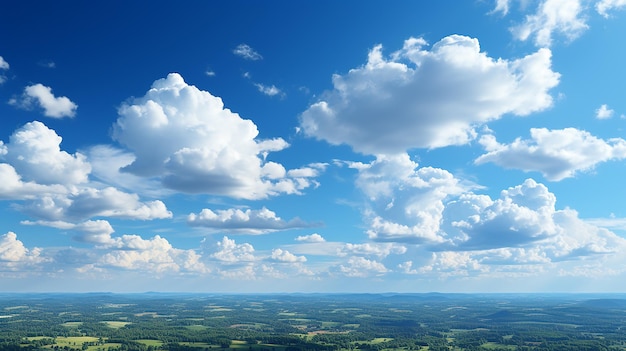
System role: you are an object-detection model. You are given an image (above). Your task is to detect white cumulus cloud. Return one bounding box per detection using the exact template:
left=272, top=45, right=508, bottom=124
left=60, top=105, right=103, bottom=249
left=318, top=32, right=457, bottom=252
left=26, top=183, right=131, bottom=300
left=0, top=232, right=41, bottom=262
left=348, top=153, right=466, bottom=243
left=300, top=35, right=559, bottom=154
left=112, top=73, right=316, bottom=199
left=100, top=234, right=208, bottom=273
left=405, top=178, right=626, bottom=279
left=439, top=179, right=626, bottom=259
left=596, top=104, right=614, bottom=119
left=0, top=232, right=46, bottom=272
left=295, top=233, right=326, bottom=243
left=338, top=256, right=387, bottom=277
left=475, top=128, right=626, bottom=181
left=1, top=121, right=90, bottom=186
left=11, top=84, right=78, bottom=118
left=210, top=236, right=256, bottom=263
left=270, top=248, right=306, bottom=263
left=346, top=152, right=626, bottom=272
left=0, top=122, right=172, bottom=224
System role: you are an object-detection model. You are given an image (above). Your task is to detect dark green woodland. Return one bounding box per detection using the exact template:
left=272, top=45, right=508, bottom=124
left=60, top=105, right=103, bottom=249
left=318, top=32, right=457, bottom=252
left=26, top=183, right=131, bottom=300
left=2, top=293, right=626, bottom=351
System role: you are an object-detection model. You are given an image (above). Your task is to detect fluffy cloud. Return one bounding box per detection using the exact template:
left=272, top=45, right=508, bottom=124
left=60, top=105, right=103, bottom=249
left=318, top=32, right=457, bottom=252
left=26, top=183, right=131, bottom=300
left=596, top=104, right=614, bottom=119
left=349, top=153, right=465, bottom=243
left=0, top=232, right=46, bottom=273
left=19, top=187, right=171, bottom=222
left=348, top=152, right=626, bottom=273
left=475, top=128, right=626, bottom=181
left=11, top=84, right=78, bottom=118
left=0, top=163, right=65, bottom=200
left=16, top=222, right=208, bottom=274
left=0, top=122, right=171, bottom=224
left=112, top=73, right=317, bottom=199
left=270, top=248, right=306, bottom=263
left=187, top=207, right=314, bottom=234
left=596, top=0, right=626, bottom=17
left=510, top=0, right=588, bottom=47
left=65, top=187, right=171, bottom=220
left=300, top=35, right=559, bottom=154
left=210, top=236, right=256, bottom=263
left=100, top=234, right=208, bottom=273
left=0, top=232, right=42, bottom=262
left=295, top=233, right=326, bottom=243
left=438, top=179, right=626, bottom=262
left=406, top=187, right=626, bottom=279
left=338, top=256, right=387, bottom=277
left=0, top=121, right=89, bottom=200
left=234, top=44, right=263, bottom=60
left=414, top=209, right=626, bottom=279
left=2, top=121, right=90, bottom=186
left=443, top=179, right=558, bottom=250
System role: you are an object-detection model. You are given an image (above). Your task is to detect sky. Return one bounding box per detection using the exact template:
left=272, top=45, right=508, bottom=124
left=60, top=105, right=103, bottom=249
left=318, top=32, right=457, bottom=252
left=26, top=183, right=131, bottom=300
left=1, top=0, right=626, bottom=293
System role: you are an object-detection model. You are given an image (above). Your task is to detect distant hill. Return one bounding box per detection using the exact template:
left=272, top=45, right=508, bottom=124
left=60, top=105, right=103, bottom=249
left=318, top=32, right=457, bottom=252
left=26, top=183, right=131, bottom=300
left=576, top=298, right=626, bottom=309
left=483, top=309, right=516, bottom=321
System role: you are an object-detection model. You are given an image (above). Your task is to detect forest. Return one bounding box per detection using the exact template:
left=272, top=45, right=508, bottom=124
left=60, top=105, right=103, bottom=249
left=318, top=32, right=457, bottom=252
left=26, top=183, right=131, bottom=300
left=1, top=293, right=626, bottom=351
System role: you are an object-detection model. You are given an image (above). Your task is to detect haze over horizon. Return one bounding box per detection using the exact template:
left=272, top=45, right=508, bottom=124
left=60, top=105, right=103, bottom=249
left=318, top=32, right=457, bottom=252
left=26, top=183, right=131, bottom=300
left=1, top=0, right=626, bottom=293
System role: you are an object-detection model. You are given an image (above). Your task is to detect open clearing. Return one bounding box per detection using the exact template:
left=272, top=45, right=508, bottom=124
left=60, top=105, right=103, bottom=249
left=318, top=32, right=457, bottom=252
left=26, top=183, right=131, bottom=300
left=135, top=340, right=164, bottom=347
left=102, top=321, right=131, bottom=328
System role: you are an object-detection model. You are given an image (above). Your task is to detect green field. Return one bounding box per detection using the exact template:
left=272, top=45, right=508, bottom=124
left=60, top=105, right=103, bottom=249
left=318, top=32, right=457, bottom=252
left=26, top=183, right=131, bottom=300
left=185, top=324, right=209, bottom=331
left=320, top=321, right=340, bottom=328
left=480, top=342, right=516, bottom=350
left=135, top=340, right=164, bottom=347
left=56, top=336, right=100, bottom=345
left=87, top=343, right=122, bottom=351
left=102, top=321, right=131, bottom=328
left=369, top=338, right=394, bottom=344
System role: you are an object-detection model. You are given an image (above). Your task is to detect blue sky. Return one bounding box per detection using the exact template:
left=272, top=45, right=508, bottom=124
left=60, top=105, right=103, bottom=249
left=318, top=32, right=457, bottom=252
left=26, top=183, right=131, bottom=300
left=1, top=0, right=626, bottom=293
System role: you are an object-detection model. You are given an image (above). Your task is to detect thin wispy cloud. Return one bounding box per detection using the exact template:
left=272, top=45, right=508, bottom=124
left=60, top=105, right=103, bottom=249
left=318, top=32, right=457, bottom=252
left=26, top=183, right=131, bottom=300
left=38, top=60, right=56, bottom=68
left=254, top=82, right=283, bottom=97
left=234, top=43, right=263, bottom=60
left=0, top=56, right=9, bottom=84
